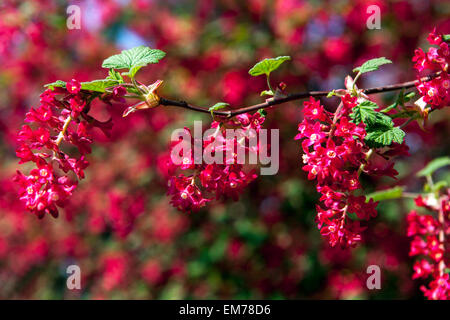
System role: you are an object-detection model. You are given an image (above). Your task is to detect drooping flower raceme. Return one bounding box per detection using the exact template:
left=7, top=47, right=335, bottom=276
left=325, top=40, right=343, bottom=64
left=296, top=95, right=390, bottom=248
left=406, top=191, right=449, bottom=300
left=413, top=29, right=450, bottom=111
left=166, top=113, right=263, bottom=212
left=14, top=80, right=112, bottom=218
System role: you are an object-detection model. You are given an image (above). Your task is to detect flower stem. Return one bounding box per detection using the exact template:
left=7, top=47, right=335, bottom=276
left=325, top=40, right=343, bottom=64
left=357, top=149, right=374, bottom=177
left=55, top=115, right=72, bottom=146
left=437, top=197, right=445, bottom=276
left=400, top=118, right=414, bottom=129
left=266, top=74, right=274, bottom=93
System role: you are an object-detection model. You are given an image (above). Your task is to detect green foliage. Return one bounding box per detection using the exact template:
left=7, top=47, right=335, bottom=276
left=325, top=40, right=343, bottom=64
left=102, top=46, right=166, bottom=78
left=365, top=126, right=405, bottom=148
left=257, top=108, right=267, bottom=118
left=208, top=102, right=229, bottom=116
left=79, top=79, right=122, bottom=92
left=353, top=57, right=392, bottom=74
left=248, top=56, right=291, bottom=76
left=416, top=156, right=450, bottom=177
left=350, top=100, right=405, bottom=147
left=433, top=180, right=449, bottom=192
left=366, top=186, right=404, bottom=202
left=106, top=68, right=124, bottom=83
left=443, top=34, right=450, bottom=42
left=260, top=90, right=274, bottom=96
left=44, top=80, right=67, bottom=90
left=326, top=90, right=337, bottom=98
left=350, top=101, right=378, bottom=125
left=45, top=79, right=122, bottom=93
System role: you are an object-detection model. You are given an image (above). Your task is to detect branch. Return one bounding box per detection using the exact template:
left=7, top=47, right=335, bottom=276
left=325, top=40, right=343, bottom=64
left=159, top=72, right=440, bottom=118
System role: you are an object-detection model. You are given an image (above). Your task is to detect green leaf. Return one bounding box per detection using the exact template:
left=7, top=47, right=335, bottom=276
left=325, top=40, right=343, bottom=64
left=351, top=101, right=399, bottom=148
left=102, top=46, right=166, bottom=76
left=249, top=56, right=291, bottom=76
left=365, top=126, right=405, bottom=148
left=366, top=186, right=404, bottom=202
left=350, top=101, right=378, bottom=125
left=44, top=79, right=121, bottom=93
left=80, top=79, right=121, bottom=92
left=433, top=180, right=449, bottom=192
left=404, top=91, right=416, bottom=102
left=327, top=90, right=337, bottom=98
left=417, top=157, right=450, bottom=177
left=381, top=102, right=398, bottom=113
left=370, top=112, right=394, bottom=127
left=260, top=90, right=274, bottom=96
left=257, top=108, right=267, bottom=118
left=44, top=80, right=66, bottom=89
left=107, top=68, right=124, bottom=83
left=353, top=57, right=392, bottom=74
left=208, top=102, right=229, bottom=116
left=443, top=34, right=450, bottom=42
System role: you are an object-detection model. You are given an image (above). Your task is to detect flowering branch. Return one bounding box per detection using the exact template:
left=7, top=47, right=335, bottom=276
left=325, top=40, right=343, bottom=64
left=158, top=73, right=440, bottom=118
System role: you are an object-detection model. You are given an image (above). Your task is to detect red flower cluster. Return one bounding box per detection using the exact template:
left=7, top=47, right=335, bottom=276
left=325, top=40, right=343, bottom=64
left=413, top=29, right=450, bottom=110
left=295, top=96, right=379, bottom=248
left=406, top=192, right=449, bottom=300
left=166, top=113, right=263, bottom=212
left=14, top=80, right=111, bottom=218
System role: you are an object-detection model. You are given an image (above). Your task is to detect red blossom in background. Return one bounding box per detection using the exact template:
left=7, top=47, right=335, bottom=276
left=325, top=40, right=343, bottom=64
left=0, top=0, right=449, bottom=301
left=406, top=192, right=450, bottom=300
left=413, top=29, right=450, bottom=111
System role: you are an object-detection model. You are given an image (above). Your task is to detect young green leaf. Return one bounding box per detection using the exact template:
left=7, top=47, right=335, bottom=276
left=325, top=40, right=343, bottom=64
left=248, top=56, right=291, bottom=77
left=257, top=109, right=267, bottom=118
left=44, top=80, right=67, bottom=90
left=404, top=91, right=416, bottom=102
left=350, top=101, right=378, bottom=125
left=208, top=102, right=229, bottom=116
left=45, top=79, right=121, bottom=93
left=443, top=34, right=450, bottom=42
left=107, top=68, right=124, bottom=83
left=416, top=156, right=450, bottom=177
left=353, top=57, right=392, bottom=74
left=366, top=186, right=404, bottom=202
left=327, top=90, right=337, bottom=98
left=260, top=90, right=274, bottom=96
left=351, top=101, right=393, bottom=127
left=370, top=112, right=394, bottom=127
left=365, top=126, right=405, bottom=148
left=79, top=79, right=122, bottom=92
left=433, top=180, right=449, bottom=192
left=102, top=46, right=166, bottom=76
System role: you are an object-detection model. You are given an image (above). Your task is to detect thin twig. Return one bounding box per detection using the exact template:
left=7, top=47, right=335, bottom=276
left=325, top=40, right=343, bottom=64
left=158, top=73, right=440, bottom=118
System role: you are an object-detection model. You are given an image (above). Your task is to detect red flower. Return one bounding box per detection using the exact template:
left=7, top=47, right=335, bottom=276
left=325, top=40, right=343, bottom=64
left=166, top=112, right=261, bottom=213
left=413, top=30, right=450, bottom=110
left=296, top=95, right=399, bottom=248
left=406, top=192, right=450, bottom=300
left=66, top=79, right=81, bottom=94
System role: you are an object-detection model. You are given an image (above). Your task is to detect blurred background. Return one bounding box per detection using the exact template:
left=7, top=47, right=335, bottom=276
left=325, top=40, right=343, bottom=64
left=0, top=0, right=449, bottom=299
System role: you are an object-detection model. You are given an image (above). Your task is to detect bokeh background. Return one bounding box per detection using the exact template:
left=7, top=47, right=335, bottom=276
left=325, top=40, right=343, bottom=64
left=0, top=0, right=449, bottom=299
